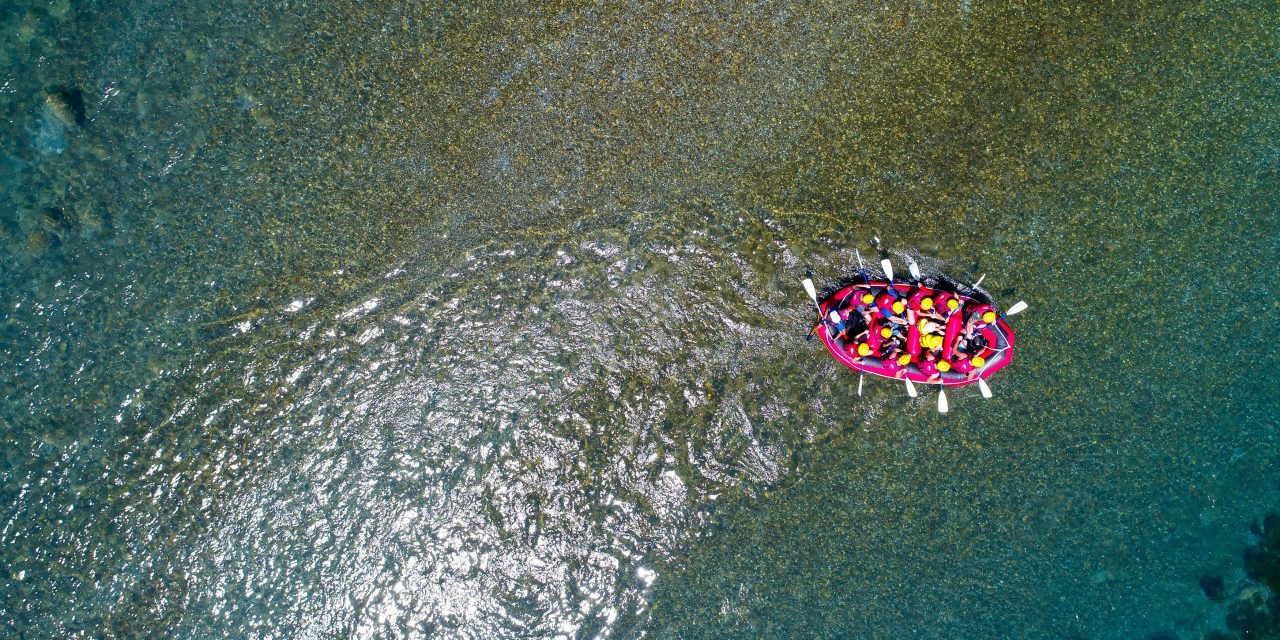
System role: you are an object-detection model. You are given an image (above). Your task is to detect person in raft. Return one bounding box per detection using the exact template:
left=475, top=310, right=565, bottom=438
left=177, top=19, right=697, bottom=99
left=877, top=322, right=907, bottom=353
left=934, top=292, right=963, bottom=317
left=876, top=327, right=911, bottom=376
left=950, top=353, right=987, bottom=380
left=846, top=293, right=889, bottom=360
left=875, top=293, right=909, bottom=327
left=850, top=289, right=878, bottom=313
left=914, top=293, right=947, bottom=323
left=849, top=340, right=873, bottom=362
left=917, top=331, right=944, bottom=354
left=826, top=310, right=851, bottom=342
left=813, top=296, right=868, bottom=341
left=847, top=317, right=879, bottom=350
left=915, top=316, right=946, bottom=337
left=851, top=291, right=881, bottom=329
left=880, top=345, right=912, bottom=378
left=956, top=305, right=997, bottom=355
left=915, top=350, right=952, bottom=383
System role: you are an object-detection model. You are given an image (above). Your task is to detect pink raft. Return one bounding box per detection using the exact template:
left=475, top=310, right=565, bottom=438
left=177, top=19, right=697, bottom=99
left=818, top=281, right=1016, bottom=387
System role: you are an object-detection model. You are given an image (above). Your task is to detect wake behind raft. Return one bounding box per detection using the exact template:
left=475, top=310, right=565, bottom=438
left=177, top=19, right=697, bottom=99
left=802, top=255, right=1028, bottom=412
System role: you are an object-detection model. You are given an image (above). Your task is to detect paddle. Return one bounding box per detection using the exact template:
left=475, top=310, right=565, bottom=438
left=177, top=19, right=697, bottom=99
left=908, top=260, right=922, bottom=282
left=802, top=277, right=821, bottom=341
left=802, top=278, right=820, bottom=310
left=1004, top=300, right=1029, bottom=317
left=855, top=250, right=871, bottom=286
left=943, top=274, right=987, bottom=321
left=880, top=258, right=900, bottom=299
left=857, top=369, right=864, bottom=397
left=937, top=383, right=949, bottom=413
left=977, top=377, right=993, bottom=399
left=963, top=274, right=986, bottom=299
left=904, top=376, right=917, bottom=398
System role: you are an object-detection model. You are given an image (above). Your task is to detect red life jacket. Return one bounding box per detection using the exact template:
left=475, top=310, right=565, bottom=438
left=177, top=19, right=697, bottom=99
left=966, top=303, right=996, bottom=329
left=875, top=293, right=897, bottom=318
left=908, top=289, right=930, bottom=312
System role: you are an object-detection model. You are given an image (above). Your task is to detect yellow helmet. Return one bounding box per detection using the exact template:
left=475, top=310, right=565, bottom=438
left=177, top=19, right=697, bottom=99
left=897, top=354, right=911, bottom=366
left=857, top=343, right=871, bottom=356
left=937, top=361, right=951, bottom=372
left=928, top=335, right=943, bottom=349
left=892, top=300, right=905, bottom=314
left=947, top=298, right=960, bottom=310
left=920, top=297, right=933, bottom=311
left=972, top=356, right=986, bottom=367
left=982, top=311, right=997, bottom=324
left=880, top=327, right=893, bottom=338
left=861, top=293, right=875, bottom=304
left=918, top=318, right=929, bottom=330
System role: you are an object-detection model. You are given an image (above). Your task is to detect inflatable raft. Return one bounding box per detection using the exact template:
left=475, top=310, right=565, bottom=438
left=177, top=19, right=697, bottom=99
left=815, top=281, right=1015, bottom=387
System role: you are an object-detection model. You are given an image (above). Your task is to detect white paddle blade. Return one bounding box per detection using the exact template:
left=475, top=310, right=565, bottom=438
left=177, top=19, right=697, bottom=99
left=880, top=259, right=895, bottom=282
left=972, top=274, right=986, bottom=289
left=904, top=377, right=917, bottom=398
left=977, top=377, right=993, bottom=399
left=908, top=261, right=922, bottom=280
left=855, top=249, right=865, bottom=270
left=937, top=387, right=949, bottom=413
left=1005, top=300, right=1029, bottom=316
left=857, top=372, right=864, bottom=397
left=802, top=278, right=818, bottom=304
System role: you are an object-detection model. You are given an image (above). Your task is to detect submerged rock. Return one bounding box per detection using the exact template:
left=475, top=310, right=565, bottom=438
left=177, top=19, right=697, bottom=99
left=1245, top=514, right=1280, bottom=593
left=37, top=207, right=70, bottom=233
left=43, top=88, right=85, bottom=127
left=1225, top=586, right=1280, bottom=638
left=35, top=88, right=85, bottom=154
left=1200, top=574, right=1226, bottom=601
left=1182, top=515, right=1280, bottom=639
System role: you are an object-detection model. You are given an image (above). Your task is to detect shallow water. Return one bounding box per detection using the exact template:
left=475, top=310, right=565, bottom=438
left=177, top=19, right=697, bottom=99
left=1, top=0, right=1277, bottom=638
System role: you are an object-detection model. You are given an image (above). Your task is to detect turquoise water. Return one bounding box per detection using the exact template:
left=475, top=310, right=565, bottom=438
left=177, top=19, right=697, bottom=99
left=0, top=0, right=1276, bottom=637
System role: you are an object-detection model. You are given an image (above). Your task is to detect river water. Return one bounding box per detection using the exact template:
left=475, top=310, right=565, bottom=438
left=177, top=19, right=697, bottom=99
left=1, top=1, right=1276, bottom=638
